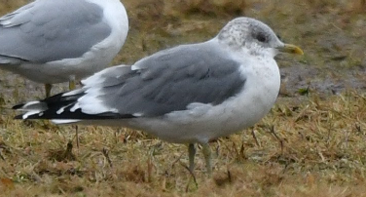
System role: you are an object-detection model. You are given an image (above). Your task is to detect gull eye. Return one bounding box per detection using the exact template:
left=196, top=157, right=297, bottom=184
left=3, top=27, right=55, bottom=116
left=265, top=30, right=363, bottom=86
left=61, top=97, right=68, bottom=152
left=255, top=32, right=267, bottom=43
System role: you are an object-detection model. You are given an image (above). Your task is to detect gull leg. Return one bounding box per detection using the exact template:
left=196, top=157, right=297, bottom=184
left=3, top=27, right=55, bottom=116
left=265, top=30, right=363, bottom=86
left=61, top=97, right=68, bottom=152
left=202, top=143, right=212, bottom=176
left=69, top=75, right=79, bottom=148
left=188, top=143, right=196, bottom=173
left=43, top=84, right=53, bottom=130
left=44, top=83, right=52, bottom=97
left=74, top=124, right=80, bottom=149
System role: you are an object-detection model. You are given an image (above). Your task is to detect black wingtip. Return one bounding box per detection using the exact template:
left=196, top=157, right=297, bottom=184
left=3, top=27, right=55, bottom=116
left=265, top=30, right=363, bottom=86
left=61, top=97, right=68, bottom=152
left=12, top=103, right=25, bottom=110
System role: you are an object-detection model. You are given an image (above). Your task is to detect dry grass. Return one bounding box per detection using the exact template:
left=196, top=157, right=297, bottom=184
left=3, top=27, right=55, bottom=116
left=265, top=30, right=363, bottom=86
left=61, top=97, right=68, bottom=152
left=1, top=0, right=366, bottom=196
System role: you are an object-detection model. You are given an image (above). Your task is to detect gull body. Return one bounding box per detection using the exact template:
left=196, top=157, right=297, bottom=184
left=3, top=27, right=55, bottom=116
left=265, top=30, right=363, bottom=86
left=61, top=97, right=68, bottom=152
left=0, top=0, right=129, bottom=96
left=14, top=17, right=303, bottom=174
left=71, top=39, right=280, bottom=145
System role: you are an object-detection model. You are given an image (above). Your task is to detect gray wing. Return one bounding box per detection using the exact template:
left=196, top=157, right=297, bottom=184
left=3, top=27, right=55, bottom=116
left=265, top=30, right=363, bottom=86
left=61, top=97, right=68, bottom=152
left=13, top=41, right=247, bottom=120
left=93, top=41, right=246, bottom=117
left=0, top=0, right=111, bottom=64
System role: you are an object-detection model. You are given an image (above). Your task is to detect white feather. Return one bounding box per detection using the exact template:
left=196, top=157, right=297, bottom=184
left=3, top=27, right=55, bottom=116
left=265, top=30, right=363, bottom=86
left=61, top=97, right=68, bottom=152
left=22, top=111, right=42, bottom=119
left=52, top=119, right=81, bottom=124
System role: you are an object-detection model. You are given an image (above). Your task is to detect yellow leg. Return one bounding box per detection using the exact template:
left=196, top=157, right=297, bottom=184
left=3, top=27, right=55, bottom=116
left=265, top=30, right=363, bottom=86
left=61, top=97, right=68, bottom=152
left=202, top=143, right=212, bottom=176
left=188, top=143, right=196, bottom=172
left=44, top=83, right=52, bottom=97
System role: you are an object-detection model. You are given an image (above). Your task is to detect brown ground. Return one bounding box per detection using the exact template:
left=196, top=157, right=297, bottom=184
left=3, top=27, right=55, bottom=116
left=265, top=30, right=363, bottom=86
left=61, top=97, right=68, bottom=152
left=1, top=0, right=366, bottom=196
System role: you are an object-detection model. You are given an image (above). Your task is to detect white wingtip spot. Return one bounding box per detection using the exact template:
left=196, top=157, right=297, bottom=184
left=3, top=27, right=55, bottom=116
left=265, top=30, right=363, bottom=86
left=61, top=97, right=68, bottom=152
left=70, top=103, right=80, bottom=113
left=132, top=113, right=143, bottom=117
left=52, top=119, right=81, bottom=124
left=22, top=111, right=41, bottom=119
left=56, top=103, right=74, bottom=114
left=56, top=107, right=65, bottom=115
left=22, top=101, right=41, bottom=109
left=63, top=89, right=83, bottom=97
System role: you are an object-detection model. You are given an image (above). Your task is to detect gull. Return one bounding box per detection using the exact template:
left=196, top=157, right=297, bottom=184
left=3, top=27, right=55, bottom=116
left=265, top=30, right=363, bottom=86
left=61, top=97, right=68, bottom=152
left=0, top=0, right=129, bottom=97
left=13, top=17, right=303, bottom=175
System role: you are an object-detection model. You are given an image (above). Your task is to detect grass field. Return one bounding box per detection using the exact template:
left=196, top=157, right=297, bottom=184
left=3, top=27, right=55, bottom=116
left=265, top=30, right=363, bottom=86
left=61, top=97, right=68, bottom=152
left=1, top=0, right=366, bottom=196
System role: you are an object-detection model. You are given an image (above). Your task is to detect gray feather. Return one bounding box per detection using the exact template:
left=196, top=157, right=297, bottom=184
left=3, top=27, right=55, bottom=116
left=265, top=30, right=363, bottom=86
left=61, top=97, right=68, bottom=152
left=92, top=41, right=246, bottom=117
left=0, top=0, right=111, bottom=64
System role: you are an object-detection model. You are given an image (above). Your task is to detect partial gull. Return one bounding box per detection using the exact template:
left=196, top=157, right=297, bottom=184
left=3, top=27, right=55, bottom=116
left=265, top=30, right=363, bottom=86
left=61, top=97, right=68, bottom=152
left=13, top=17, right=303, bottom=175
left=0, top=0, right=129, bottom=97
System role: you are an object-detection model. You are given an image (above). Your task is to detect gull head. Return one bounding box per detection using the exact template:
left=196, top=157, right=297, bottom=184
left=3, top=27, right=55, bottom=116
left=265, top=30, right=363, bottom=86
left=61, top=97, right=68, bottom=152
left=217, top=17, right=303, bottom=57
